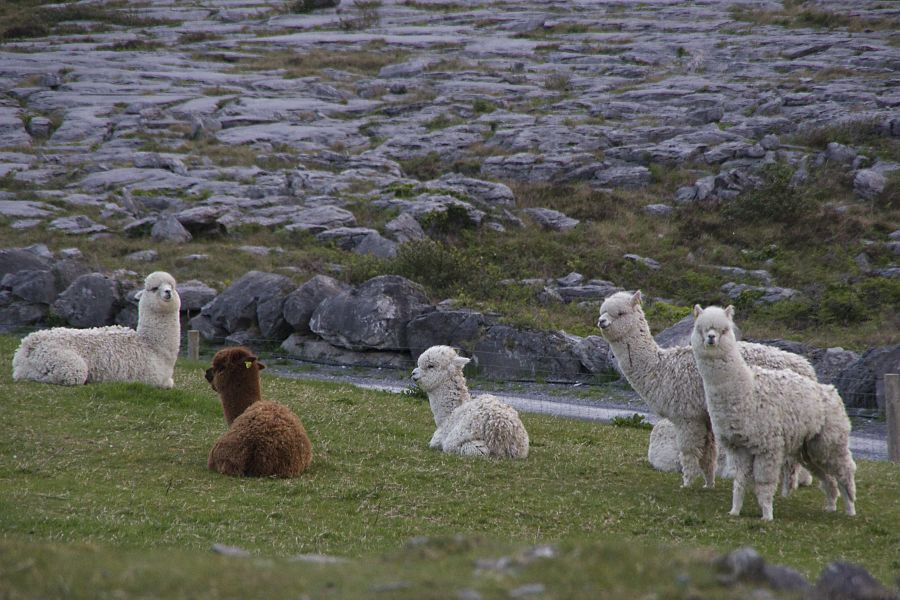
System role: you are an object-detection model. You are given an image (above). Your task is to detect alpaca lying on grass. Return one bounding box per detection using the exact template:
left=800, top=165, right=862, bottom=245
left=12, top=271, right=181, bottom=388
left=598, top=290, right=816, bottom=489
left=412, top=345, right=529, bottom=459
left=692, top=305, right=856, bottom=521
left=206, top=346, right=312, bottom=477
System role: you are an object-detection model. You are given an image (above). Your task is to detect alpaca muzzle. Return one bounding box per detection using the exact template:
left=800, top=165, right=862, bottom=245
left=597, top=315, right=610, bottom=329
left=205, top=368, right=215, bottom=383
left=706, top=332, right=718, bottom=346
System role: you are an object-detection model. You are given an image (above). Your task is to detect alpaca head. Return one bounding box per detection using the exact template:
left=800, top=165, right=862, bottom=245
left=597, top=290, right=645, bottom=342
left=411, top=345, right=470, bottom=393
left=691, top=305, right=737, bottom=357
left=205, top=346, right=265, bottom=394
left=136, top=271, right=181, bottom=315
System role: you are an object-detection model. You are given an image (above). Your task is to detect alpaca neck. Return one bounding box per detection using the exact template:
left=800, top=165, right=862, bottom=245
left=427, top=371, right=471, bottom=427
left=219, top=378, right=262, bottom=426
left=695, top=342, right=753, bottom=407
left=606, top=321, right=662, bottom=396
left=137, top=309, right=180, bottom=361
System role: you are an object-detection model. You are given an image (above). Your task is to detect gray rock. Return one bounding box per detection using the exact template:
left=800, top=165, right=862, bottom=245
left=385, top=212, right=426, bottom=243
left=655, top=314, right=695, bottom=349
left=123, top=217, right=158, bottom=237
left=285, top=205, right=357, bottom=233
left=721, top=282, right=797, bottom=304
left=0, top=291, right=48, bottom=329
left=310, top=275, right=433, bottom=351
left=812, top=562, right=895, bottom=600
left=200, top=271, right=296, bottom=336
left=825, top=142, right=857, bottom=164
left=426, top=173, right=516, bottom=208
left=591, top=165, right=651, bottom=189
left=556, top=282, right=622, bottom=303
left=151, top=214, right=193, bottom=243
left=133, top=152, right=188, bottom=176
left=644, top=203, right=674, bottom=217
left=0, top=200, right=56, bottom=218
left=523, top=207, right=578, bottom=231
left=316, top=227, right=380, bottom=251
left=353, top=231, right=398, bottom=258
left=853, top=169, right=886, bottom=201
left=715, top=546, right=810, bottom=593
left=556, top=272, right=584, bottom=287
left=472, top=325, right=586, bottom=381
left=48, top=215, right=108, bottom=235
left=1, top=269, right=57, bottom=305
left=623, top=253, right=661, bottom=270
left=833, top=344, right=900, bottom=412
left=809, top=347, right=861, bottom=385
left=283, top=275, right=350, bottom=335
left=572, top=335, right=615, bottom=374
left=52, top=273, right=122, bottom=328
left=0, top=248, right=50, bottom=278
left=176, top=280, right=217, bottom=312
left=26, top=116, right=53, bottom=138
left=406, top=309, right=495, bottom=361
left=124, top=249, right=159, bottom=262
left=280, top=335, right=413, bottom=369
left=189, top=312, right=227, bottom=342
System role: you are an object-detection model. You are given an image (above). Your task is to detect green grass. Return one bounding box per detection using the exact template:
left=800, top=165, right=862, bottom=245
left=0, top=334, right=898, bottom=598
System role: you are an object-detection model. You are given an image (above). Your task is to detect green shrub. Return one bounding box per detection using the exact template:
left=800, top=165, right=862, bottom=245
left=388, top=240, right=498, bottom=299
left=419, top=204, right=477, bottom=237
left=643, top=301, right=691, bottom=329
left=722, top=163, right=816, bottom=225
left=818, top=285, right=868, bottom=325
left=472, top=98, right=497, bottom=114
left=610, top=413, right=653, bottom=430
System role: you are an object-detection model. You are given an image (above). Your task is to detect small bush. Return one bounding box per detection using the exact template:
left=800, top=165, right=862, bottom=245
left=721, top=163, right=816, bottom=225
left=339, top=0, right=382, bottom=30
left=419, top=204, right=477, bottom=238
left=399, top=152, right=443, bottom=181
left=388, top=240, right=496, bottom=298
left=818, top=285, right=868, bottom=325
left=472, top=98, right=498, bottom=114
left=610, top=413, right=653, bottom=430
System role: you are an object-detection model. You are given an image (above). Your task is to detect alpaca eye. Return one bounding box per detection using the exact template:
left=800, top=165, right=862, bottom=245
left=150, top=286, right=159, bottom=292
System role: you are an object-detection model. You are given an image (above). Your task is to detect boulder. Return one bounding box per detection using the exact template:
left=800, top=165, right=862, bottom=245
left=834, top=344, right=900, bottom=412
left=571, top=335, right=616, bottom=375
left=310, top=275, right=433, bottom=351
left=199, top=271, right=296, bottom=338
left=280, top=335, right=413, bottom=369
left=0, top=290, right=47, bottom=330
left=48, top=215, right=108, bottom=235
left=52, top=273, right=123, bottom=328
left=808, top=347, right=861, bottom=385
left=176, top=280, right=217, bottom=312
left=151, top=214, right=193, bottom=243
left=353, top=231, right=398, bottom=258
left=654, top=314, right=695, bottom=349
left=385, top=212, right=426, bottom=243
left=715, top=547, right=810, bottom=593
left=812, top=562, right=894, bottom=600
left=471, top=325, right=586, bottom=381
left=522, top=207, right=579, bottom=231
left=1, top=269, right=56, bottom=305
left=0, top=248, right=50, bottom=278
left=853, top=169, right=886, bottom=201
left=406, top=309, right=495, bottom=361
left=283, top=274, right=350, bottom=335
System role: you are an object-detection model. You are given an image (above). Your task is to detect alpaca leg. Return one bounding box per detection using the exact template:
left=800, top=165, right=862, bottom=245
left=752, top=453, right=781, bottom=522
left=834, top=456, right=857, bottom=516
left=699, top=425, right=717, bottom=488
left=780, top=461, right=801, bottom=497
left=39, top=349, right=89, bottom=385
left=208, top=435, right=251, bottom=477
left=457, top=440, right=490, bottom=457
left=674, top=420, right=705, bottom=488
left=729, top=449, right=752, bottom=517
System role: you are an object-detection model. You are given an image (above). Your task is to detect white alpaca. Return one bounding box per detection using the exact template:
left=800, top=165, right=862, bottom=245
left=598, top=291, right=816, bottom=489
left=412, top=345, right=529, bottom=459
left=12, top=271, right=182, bottom=388
left=691, top=305, right=856, bottom=521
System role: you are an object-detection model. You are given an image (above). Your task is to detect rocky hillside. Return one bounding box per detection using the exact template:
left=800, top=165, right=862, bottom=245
left=0, top=1, right=898, bottom=405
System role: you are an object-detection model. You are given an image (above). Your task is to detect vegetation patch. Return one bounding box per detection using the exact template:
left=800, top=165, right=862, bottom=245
left=1, top=1, right=179, bottom=41
left=729, top=1, right=895, bottom=32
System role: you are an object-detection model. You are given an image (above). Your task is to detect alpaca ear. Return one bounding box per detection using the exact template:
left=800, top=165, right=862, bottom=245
left=452, top=356, right=470, bottom=369
left=631, top=290, right=642, bottom=306
left=725, top=305, right=735, bottom=319
left=257, top=361, right=266, bottom=371
left=135, top=290, right=144, bottom=300
left=692, top=304, right=703, bottom=318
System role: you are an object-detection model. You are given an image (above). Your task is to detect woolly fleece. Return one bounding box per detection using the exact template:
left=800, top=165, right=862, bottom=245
left=691, top=305, right=856, bottom=521
left=12, top=271, right=181, bottom=387
left=412, top=345, right=529, bottom=459
left=598, top=290, right=816, bottom=488
left=207, top=346, right=312, bottom=477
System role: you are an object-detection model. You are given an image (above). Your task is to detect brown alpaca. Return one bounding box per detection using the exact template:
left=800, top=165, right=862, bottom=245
left=206, top=346, right=312, bottom=477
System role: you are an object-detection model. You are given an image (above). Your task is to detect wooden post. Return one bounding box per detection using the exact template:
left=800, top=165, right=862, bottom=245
left=188, top=330, right=200, bottom=362
left=887, top=373, right=900, bottom=463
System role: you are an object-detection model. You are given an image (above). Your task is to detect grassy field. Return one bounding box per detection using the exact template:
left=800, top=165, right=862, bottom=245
left=0, top=334, right=898, bottom=597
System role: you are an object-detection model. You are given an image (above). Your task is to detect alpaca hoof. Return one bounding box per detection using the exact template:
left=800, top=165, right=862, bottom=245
left=846, top=507, right=856, bottom=517
left=824, top=504, right=837, bottom=512
left=760, top=515, right=773, bottom=522
left=728, top=509, right=741, bottom=517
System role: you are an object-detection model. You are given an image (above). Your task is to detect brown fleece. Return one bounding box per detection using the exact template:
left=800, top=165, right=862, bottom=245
left=206, top=346, right=312, bottom=477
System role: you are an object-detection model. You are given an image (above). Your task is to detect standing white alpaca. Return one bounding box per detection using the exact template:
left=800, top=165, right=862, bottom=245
left=598, top=291, right=816, bottom=489
left=12, top=271, right=182, bottom=388
left=691, top=305, right=856, bottom=521
left=412, top=345, right=529, bottom=459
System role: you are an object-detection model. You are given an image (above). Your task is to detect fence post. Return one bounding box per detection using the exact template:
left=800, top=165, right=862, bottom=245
left=188, top=330, right=200, bottom=362
left=887, top=373, right=900, bottom=463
